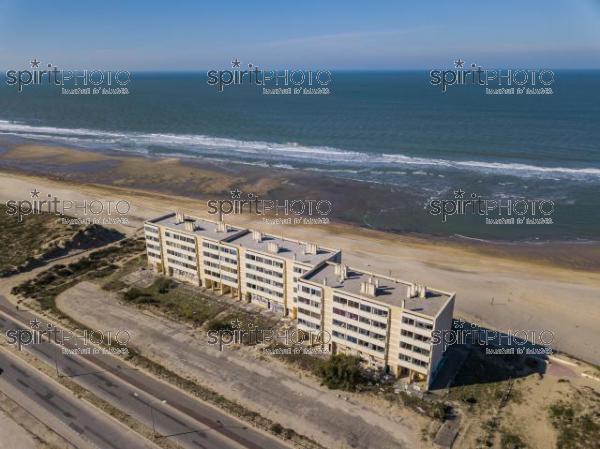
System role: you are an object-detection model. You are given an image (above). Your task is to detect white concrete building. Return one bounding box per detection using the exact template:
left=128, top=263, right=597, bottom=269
left=298, top=262, right=455, bottom=388
left=144, top=212, right=340, bottom=315
left=144, top=212, right=455, bottom=387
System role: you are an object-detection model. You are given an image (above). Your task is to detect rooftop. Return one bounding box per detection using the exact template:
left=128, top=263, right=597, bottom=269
left=148, top=213, right=246, bottom=242
left=227, top=231, right=339, bottom=266
left=302, top=262, right=453, bottom=317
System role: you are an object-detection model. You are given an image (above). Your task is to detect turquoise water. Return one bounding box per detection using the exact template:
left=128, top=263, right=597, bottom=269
left=0, top=71, right=599, bottom=240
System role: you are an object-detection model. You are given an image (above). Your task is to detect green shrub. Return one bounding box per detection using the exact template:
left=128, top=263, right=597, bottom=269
left=316, top=354, right=365, bottom=391
left=270, top=423, right=283, bottom=434
left=156, top=277, right=176, bottom=294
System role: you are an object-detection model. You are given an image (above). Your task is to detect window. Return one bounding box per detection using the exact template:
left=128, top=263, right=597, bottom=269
left=333, top=296, right=347, bottom=305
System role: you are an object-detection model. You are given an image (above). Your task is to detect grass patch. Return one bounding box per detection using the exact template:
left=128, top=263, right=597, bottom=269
left=548, top=397, right=600, bottom=449
left=315, top=354, right=366, bottom=391
left=119, top=277, right=278, bottom=332
left=121, top=278, right=228, bottom=326
left=0, top=204, right=83, bottom=275
left=500, top=428, right=528, bottom=449
left=12, top=237, right=146, bottom=312
left=396, top=391, right=448, bottom=420
left=447, top=346, right=517, bottom=409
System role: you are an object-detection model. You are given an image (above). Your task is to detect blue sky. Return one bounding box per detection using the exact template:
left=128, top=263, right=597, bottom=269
left=1, top=0, right=599, bottom=70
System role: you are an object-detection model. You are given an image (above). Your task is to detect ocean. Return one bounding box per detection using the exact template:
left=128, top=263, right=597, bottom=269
left=0, top=71, right=599, bottom=241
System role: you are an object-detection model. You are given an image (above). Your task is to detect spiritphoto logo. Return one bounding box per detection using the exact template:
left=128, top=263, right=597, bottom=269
left=207, top=58, right=332, bottom=95
left=430, top=59, right=555, bottom=95
left=427, top=188, right=555, bottom=225
left=207, top=319, right=331, bottom=351
left=5, top=58, right=131, bottom=94
left=432, top=320, right=554, bottom=356
left=4, top=187, right=131, bottom=223
left=207, top=188, right=332, bottom=225
left=4, top=319, right=131, bottom=356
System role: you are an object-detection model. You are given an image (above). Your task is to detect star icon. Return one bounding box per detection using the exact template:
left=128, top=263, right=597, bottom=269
left=454, top=59, right=465, bottom=68
left=231, top=58, right=241, bottom=68
left=453, top=189, right=465, bottom=199
left=230, top=318, right=242, bottom=329
left=455, top=319, right=464, bottom=329
left=30, top=318, right=41, bottom=329
left=30, top=58, right=40, bottom=68
left=230, top=189, right=242, bottom=199
left=30, top=188, right=40, bottom=198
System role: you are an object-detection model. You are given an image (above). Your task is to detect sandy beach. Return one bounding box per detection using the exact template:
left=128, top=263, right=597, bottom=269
left=0, top=148, right=599, bottom=366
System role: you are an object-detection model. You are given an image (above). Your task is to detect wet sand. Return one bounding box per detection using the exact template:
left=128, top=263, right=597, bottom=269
left=1, top=142, right=599, bottom=272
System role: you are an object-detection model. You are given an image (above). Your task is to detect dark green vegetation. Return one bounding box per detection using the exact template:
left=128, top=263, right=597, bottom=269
left=397, top=391, right=448, bottom=421
left=499, top=429, right=529, bottom=449
left=119, top=277, right=277, bottom=332
left=12, top=238, right=145, bottom=311
left=0, top=203, right=82, bottom=275
left=447, top=346, right=533, bottom=409
left=548, top=392, right=600, bottom=449
left=0, top=204, right=124, bottom=277
left=315, top=354, right=365, bottom=391
left=274, top=350, right=382, bottom=393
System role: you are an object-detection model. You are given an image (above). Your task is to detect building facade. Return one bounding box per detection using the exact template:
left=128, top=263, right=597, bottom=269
left=298, top=262, right=454, bottom=388
left=144, top=212, right=340, bottom=316
left=144, top=212, right=454, bottom=388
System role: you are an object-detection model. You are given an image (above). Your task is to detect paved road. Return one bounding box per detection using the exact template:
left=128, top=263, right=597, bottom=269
left=0, top=348, right=158, bottom=449
left=0, top=296, right=291, bottom=449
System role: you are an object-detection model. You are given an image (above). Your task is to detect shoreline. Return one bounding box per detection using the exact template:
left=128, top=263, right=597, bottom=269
left=1, top=137, right=599, bottom=245
left=0, top=142, right=599, bottom=273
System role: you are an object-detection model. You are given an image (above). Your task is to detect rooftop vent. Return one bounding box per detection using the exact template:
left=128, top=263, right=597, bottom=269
left=216, top=221, right=227, bottom=233
left=407, top=283, right=417, bottom=298
left=360, top=278, right=377, bottom=297
left=334, top=263, right=348, bottom=281
left=175, top=211, right=184, bottom=224
left=267, top=242, right=280, bottom=254
left=184, top=220, right=195, bottom=232
left=304, top=242, right=318, bottom=255
left=252, top=230, right=262, bottom=243
left=406, top=283, right=427, bottom=299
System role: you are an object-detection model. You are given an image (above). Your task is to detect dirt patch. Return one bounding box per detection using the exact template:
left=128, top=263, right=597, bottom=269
left=56, top=281, right=433, bottom=449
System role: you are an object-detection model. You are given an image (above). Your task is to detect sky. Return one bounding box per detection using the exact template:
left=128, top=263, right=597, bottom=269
left=1, top=0, right=600, bottom=70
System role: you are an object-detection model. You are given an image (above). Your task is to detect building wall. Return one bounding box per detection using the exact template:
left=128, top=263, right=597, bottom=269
left=239, top=247, right=286, bottom=313
left=144, top=217, right=454, bottom=389
left=298, top=273, right=455, bottom=388
left=143, top=219, right=338, bottom=317
left=161, top=227, right=199, bottom=285
left=429, top=295, right=455, bottom=385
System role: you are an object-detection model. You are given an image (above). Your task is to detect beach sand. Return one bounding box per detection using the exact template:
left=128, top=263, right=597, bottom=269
left=0, top=143, right=599, bottom=365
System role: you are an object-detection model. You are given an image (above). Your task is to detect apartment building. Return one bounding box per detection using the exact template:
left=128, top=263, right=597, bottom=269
left=144, top=212, right=340, bottom=315
left=144, top=212, right=454, bottom=387
left=298, top=261, right=455, bottom=388
left=226, top=230, right=340, bottom=315
left=144, top=212, right=247, bottom=294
